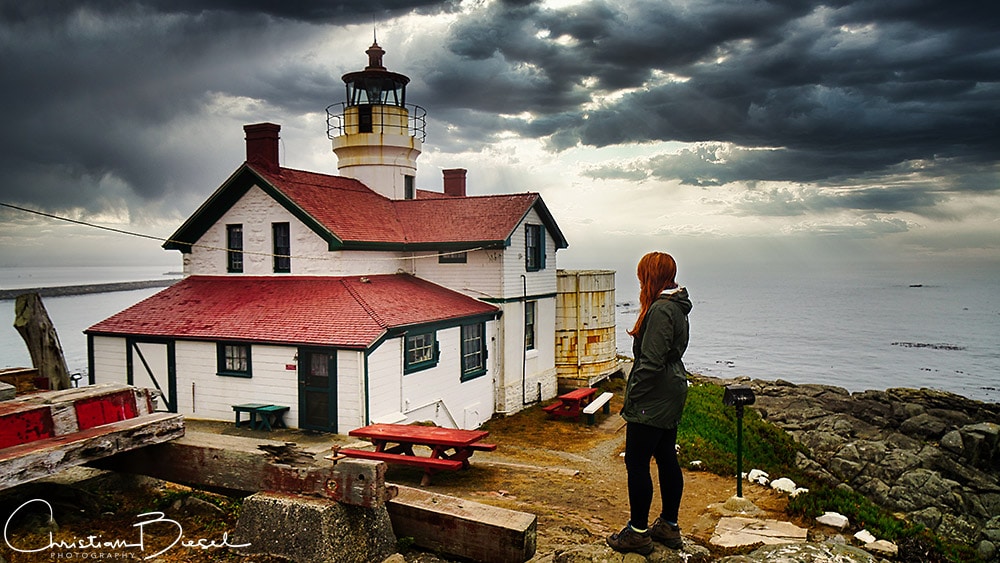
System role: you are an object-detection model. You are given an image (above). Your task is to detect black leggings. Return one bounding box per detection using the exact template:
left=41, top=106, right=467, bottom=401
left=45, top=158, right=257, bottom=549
left=624, top=422, right=683, bottom=529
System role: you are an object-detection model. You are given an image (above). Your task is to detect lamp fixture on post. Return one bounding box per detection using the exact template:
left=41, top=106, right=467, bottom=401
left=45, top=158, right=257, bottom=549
left=723, top=384, right=756, bottom=498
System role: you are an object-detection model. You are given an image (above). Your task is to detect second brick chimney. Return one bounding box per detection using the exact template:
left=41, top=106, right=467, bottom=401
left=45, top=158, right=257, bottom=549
left=244, top=123, right=280, bottom=173
left=443, top=168, right=467, bottom=197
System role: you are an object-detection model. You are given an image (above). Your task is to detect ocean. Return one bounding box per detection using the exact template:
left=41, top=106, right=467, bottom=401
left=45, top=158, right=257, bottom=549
left=1, top=263, right=998, bottom=403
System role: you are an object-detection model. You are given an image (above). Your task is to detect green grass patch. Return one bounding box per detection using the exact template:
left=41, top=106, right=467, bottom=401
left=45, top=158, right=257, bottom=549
left=677, top=382, right=807, bottom=480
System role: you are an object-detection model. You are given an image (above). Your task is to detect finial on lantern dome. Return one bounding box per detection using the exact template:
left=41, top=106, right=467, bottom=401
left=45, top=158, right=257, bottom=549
left=365, top=33, right=385, bottom=70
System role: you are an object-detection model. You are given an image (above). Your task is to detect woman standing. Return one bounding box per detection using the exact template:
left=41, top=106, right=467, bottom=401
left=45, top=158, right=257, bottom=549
left=608, top=251, right=692, bottom=555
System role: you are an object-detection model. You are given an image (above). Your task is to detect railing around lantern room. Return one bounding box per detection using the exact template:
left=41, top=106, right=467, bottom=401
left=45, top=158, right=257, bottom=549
left=326, top=102, right=427, bottom=142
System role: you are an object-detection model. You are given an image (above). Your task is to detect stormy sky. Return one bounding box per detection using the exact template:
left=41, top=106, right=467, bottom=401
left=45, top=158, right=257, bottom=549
left=1, top=0, right=998, bottom=282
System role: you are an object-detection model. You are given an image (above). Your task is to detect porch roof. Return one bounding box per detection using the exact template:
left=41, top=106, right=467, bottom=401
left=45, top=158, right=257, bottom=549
left=85, top=274, right=499, bottom=349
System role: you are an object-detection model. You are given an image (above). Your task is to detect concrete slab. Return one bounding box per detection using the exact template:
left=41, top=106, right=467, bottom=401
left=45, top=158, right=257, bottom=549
left=710, top=516, right=808, bottom=548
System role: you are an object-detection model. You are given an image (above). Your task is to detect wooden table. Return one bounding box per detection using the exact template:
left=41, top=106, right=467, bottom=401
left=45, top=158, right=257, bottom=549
left=340, top=423, right=495, bottom=485
left=232, top=403, right=290, bottom=431
left=542, top=387, right=598, bottom=420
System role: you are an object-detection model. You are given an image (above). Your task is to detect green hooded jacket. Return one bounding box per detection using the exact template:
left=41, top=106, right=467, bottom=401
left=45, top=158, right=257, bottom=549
left=621, top=287, right=692, bottom=429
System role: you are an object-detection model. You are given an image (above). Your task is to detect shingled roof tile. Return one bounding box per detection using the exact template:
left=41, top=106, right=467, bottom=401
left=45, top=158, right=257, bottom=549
left=86, top=275, right=499, bottom=349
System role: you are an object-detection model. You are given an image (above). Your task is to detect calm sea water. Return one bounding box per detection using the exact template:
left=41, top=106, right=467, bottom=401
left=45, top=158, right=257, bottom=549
left=617, top=261, right=1000, bottom=403
left=1, top=264, right=997, bottom=403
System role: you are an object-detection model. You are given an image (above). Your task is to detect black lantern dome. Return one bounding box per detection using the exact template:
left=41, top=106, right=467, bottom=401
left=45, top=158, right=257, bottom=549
left=341, top=41, right=409, bottom=107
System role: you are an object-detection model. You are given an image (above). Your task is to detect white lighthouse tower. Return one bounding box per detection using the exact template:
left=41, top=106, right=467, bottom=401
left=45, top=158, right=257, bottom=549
left=327, top=39, right=425, bottom=200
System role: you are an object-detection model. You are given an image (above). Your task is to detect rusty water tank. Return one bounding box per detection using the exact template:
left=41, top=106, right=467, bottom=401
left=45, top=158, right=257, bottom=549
left=555, top=269, right=619, bottom=388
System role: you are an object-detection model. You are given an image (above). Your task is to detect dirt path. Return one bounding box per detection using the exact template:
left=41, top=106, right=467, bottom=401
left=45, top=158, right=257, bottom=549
left=373, top=398, right=795, bottom=558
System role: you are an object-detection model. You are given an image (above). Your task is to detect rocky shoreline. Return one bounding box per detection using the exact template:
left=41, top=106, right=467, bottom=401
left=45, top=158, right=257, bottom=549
left=697, top=374, right=1000, bottom=562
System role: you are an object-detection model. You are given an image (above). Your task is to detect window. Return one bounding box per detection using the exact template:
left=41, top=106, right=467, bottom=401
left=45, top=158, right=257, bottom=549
left=272, top=222, right=290, bottom=273
left=525, top=224, right=545, bottom=271
left=404, top=331, right=438, bottom=373
left=524, top=301, right=536, bottom=351
left=404, top=175, right=415, bottom=200
left=439, top=251, right=467, bottom=264
left=227, top=224, right=243, bottom=273
left=461, top=323, right=487, bottom=381
left=217, top=343, right=252, bottom=377
left=358, top=104, right=373, bottom=133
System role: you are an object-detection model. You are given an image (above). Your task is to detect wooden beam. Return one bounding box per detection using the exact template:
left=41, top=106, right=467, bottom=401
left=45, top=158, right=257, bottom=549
left=94, top=432, right=396, bottom=508
left=0, top=412, right=184, bottom=490
left=387, top=485, right=537, bottom=563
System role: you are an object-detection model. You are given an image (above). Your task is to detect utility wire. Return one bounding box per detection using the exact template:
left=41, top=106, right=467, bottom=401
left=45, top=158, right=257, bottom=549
left=1, top=201, right=482, bottom=262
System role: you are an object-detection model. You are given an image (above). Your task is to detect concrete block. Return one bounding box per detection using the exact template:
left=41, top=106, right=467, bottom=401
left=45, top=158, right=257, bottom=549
left=233, top=492, right=396, bottom=563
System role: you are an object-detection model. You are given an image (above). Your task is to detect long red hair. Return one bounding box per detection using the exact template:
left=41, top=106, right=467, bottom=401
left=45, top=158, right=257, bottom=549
left=628, top=252, right=678, bottom=336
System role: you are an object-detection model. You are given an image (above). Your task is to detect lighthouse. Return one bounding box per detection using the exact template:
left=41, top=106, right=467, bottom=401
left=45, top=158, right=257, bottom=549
left=327, top=40, right=425, bottom=200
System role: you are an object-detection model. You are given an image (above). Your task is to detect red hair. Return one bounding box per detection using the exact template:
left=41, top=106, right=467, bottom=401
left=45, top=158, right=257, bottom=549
left=628, top=252, right=678, bottom=336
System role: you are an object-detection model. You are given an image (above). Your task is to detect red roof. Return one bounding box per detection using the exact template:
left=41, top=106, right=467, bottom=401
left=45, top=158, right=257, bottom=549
left=164, top=164, right=568, bottom=252
left=86, top=275, right=499, bottom=349
left=254, top=166, right=544, bottom=245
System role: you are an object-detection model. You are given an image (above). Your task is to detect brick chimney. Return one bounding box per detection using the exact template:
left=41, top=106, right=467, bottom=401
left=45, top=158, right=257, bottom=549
left=244, top=123, right=280, bottom=173
left=443, top=168, right=467, bottom=197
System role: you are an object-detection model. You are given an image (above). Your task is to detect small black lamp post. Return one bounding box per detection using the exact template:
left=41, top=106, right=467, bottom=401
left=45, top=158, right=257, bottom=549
left=723, top=384, right=756, bottom=497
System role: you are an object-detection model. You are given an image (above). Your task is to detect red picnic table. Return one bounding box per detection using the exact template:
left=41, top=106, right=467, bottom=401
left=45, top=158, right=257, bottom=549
left=542, top=387, right=598, bottom=420
left=339, top=423, right=496, bottom=485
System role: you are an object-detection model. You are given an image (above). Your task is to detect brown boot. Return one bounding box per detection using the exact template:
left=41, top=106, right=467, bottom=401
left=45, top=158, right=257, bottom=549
left=650, top=517, right=683, bottom=549
left=607, top=523, right=654, bottom=555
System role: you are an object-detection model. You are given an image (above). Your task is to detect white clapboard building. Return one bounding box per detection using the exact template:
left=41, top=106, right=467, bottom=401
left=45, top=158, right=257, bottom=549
left=85, top=41, right=568, bottom=432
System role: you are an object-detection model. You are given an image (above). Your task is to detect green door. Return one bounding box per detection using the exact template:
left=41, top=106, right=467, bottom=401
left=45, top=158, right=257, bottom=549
left=298, top=348, right=337, bottom=432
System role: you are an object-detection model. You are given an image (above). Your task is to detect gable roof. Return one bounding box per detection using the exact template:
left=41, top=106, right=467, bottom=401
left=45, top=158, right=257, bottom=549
left=85, top=274, right=499, bottom=350
left=164, top=163, right=568, bottom=253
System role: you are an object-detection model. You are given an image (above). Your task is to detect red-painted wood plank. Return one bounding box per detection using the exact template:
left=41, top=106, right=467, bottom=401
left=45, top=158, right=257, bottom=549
left=74, top=390, right=139, bottom=430
left=0, top=406, right=55, bottom=450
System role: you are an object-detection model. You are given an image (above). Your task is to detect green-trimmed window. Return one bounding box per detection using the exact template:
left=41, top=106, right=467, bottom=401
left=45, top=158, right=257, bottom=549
left=404, top=331, right=439, bottom=374
left=525, top=224, right=545, bottom=271
left=272, top=222, right=290, bottom=273
left=524, top=301, right=536, bottom=351
left=461, top=323, right=487, bottom=381
left=227, top=224, right=243, bottom=273
left=217, top=343, right=251, bottom=377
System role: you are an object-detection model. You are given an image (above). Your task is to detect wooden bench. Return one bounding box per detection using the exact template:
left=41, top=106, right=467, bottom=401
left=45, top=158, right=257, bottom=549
left=582, top=392, right=614, bottom=425
left=337, top=448, right=464, bottom=471
left=232, top=403, right=290, bottom=431
left=469, top=441, right=497, bottom=452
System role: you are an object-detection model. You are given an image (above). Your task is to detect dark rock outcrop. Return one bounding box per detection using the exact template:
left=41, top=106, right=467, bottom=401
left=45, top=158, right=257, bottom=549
left=725, top=377, right=1000, bottom=554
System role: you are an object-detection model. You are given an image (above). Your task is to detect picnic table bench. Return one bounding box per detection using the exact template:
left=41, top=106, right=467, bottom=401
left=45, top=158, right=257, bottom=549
left=582, top=391, right=614, bottom=425
left=542, top=387, right=598, bottom=421
left=339, top=423, right=495, bottom=485
left=232, top=403, right=290, bottom=431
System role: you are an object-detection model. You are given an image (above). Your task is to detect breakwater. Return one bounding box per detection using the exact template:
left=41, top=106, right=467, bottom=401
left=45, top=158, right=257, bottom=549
left=0, top=279, right=179, bottom=300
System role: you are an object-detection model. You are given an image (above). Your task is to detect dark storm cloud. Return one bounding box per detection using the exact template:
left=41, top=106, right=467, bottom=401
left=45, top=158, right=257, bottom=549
left=0, top=1, right=457, bottom=217
left=1, top=0, right=998, bottom=226
left=425, top=0, right=1000, bottom=213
